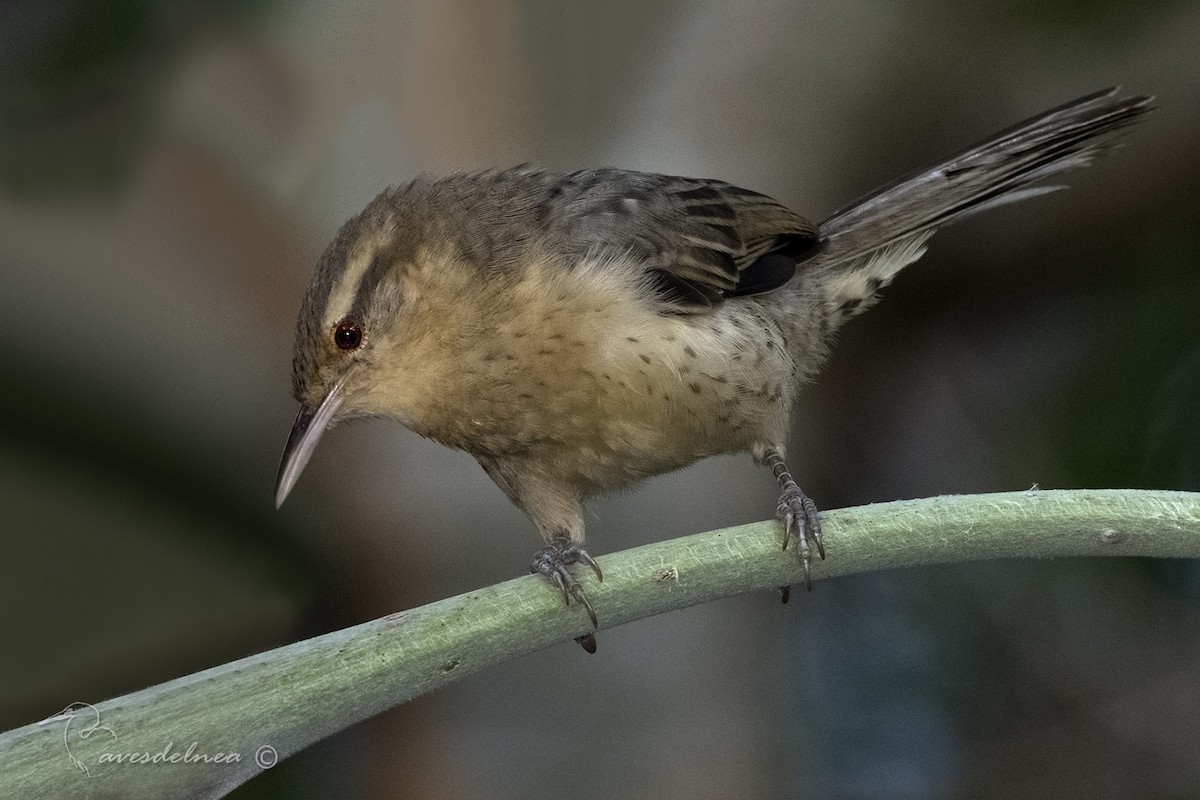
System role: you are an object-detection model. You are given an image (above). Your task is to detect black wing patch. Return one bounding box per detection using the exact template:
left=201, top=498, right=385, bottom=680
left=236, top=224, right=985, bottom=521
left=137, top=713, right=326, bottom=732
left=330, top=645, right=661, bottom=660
left=726, top=233, right=819, bottom=298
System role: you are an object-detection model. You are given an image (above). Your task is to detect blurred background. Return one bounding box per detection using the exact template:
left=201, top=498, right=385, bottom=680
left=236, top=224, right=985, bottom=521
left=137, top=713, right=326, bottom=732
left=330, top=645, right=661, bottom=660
left=3, top=1, right=1199, bottom=798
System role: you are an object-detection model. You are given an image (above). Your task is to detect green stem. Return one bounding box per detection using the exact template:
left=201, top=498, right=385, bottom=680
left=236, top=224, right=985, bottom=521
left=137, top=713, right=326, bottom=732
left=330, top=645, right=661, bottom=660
left=3, top=489, right=1198, bottom=799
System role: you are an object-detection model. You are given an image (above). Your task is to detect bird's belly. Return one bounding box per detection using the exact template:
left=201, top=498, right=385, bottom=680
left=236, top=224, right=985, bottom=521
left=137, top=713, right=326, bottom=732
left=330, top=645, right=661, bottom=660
left=453, top=305, right=796, bottom=495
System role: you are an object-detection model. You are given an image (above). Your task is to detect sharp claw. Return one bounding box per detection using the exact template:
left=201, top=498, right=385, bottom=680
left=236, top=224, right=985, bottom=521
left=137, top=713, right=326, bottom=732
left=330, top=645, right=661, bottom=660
left=546, top=569, right=569, bottom=604
left=571, top=584, right=599, bottom=629
left=578, top=549, right=604, bottom=582
left=575, top=633, right=598, bottom=653
left=779, top=585, right=791, bottom=604
left=804, top=496, right=826, bottom=560
left=797, top=528, right=813, bottom=590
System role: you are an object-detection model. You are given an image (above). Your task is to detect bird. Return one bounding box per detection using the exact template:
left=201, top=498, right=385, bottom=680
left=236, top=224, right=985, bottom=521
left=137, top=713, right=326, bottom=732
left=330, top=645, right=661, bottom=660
left=275, top=87, right=1152, bottom=643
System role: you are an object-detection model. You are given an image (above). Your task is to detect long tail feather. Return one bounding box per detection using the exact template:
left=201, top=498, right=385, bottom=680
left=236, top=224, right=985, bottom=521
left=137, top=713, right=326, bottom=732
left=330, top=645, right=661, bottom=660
left=816, top=88, right=1154, bottom=271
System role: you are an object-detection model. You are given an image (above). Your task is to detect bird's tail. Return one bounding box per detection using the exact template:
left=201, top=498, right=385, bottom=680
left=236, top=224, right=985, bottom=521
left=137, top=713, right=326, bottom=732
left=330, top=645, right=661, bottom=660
left=810, top=87, right=1153, bottom=317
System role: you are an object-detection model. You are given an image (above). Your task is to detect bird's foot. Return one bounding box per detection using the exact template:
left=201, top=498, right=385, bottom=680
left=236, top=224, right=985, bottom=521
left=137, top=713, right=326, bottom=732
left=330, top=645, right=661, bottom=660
left=530, top=534, right=603, bottom=629
left=761, top=448, right=824, bottom=599
left=777, top=485, right=824, bottom=599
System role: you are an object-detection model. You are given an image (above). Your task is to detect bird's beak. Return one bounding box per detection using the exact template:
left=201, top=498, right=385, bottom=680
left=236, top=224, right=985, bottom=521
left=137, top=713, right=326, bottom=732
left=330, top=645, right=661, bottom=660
left=275, top=372, right=351, bottom=509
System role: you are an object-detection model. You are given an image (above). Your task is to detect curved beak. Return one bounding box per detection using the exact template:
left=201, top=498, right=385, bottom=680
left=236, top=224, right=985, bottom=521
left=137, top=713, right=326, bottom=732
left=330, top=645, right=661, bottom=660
left=274, top=373, right=351, bottom=509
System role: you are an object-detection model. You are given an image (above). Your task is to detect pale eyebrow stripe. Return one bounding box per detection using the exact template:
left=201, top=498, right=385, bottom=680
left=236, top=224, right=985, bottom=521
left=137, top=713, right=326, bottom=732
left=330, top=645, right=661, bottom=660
left=322, top=244, right=378, bottom=326
left=350, top=249, right=393, bottom=321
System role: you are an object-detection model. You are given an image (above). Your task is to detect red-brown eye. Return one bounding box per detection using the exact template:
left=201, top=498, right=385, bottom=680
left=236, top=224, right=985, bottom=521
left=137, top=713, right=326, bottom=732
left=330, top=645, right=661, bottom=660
left=333, top=319, right=363, bottom=350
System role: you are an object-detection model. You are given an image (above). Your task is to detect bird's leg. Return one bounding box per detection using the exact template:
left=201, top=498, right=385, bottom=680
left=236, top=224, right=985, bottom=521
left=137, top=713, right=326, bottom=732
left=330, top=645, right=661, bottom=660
left=477, top=457, right=602, bottom=646
left=760, top=447, right=824, bottom=596
left=530, top=532, right=603, bottom=629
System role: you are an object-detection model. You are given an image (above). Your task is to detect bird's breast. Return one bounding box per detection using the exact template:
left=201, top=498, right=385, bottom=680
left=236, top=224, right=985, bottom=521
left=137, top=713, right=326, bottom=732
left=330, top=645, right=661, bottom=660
left=433, top=276, right=797, bottom=494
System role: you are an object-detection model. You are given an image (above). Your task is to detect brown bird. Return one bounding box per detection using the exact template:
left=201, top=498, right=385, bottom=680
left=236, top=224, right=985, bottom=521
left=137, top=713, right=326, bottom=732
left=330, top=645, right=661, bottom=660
left=276, top=88, right=1151, bottom=638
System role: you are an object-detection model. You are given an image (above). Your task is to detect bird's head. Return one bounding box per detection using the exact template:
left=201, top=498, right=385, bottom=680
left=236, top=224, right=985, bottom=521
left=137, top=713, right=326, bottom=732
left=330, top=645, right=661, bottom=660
left=275, top=183, right=483, bottom=508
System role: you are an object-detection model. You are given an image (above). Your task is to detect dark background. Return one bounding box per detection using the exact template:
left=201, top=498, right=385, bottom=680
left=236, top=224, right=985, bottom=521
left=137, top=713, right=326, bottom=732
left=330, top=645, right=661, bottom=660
left=3, top=2, right=1199, bottom=798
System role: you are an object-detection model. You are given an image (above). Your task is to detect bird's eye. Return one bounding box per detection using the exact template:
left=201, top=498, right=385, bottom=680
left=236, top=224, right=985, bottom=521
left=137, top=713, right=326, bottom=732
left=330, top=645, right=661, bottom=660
left=333, top=318, right=363, bottom=350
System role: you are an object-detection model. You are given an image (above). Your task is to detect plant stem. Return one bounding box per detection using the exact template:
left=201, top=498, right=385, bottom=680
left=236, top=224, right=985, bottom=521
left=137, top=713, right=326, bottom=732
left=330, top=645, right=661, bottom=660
left=3, top=489, right=1198, bottom=799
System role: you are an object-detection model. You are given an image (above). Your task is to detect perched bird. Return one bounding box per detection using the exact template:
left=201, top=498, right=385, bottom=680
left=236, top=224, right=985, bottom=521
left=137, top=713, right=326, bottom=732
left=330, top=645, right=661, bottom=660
left=276, top=88, right=1151, bottom=638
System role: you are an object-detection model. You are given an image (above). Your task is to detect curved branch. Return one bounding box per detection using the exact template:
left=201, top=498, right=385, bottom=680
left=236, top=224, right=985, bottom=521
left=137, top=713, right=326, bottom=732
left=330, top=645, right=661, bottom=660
left=3, top=489, right=1198, bottom=798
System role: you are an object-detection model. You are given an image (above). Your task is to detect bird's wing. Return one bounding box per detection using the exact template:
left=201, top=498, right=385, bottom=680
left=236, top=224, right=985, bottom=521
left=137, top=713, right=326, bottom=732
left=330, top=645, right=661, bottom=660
left=544, top=168, right=818, bottom=312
